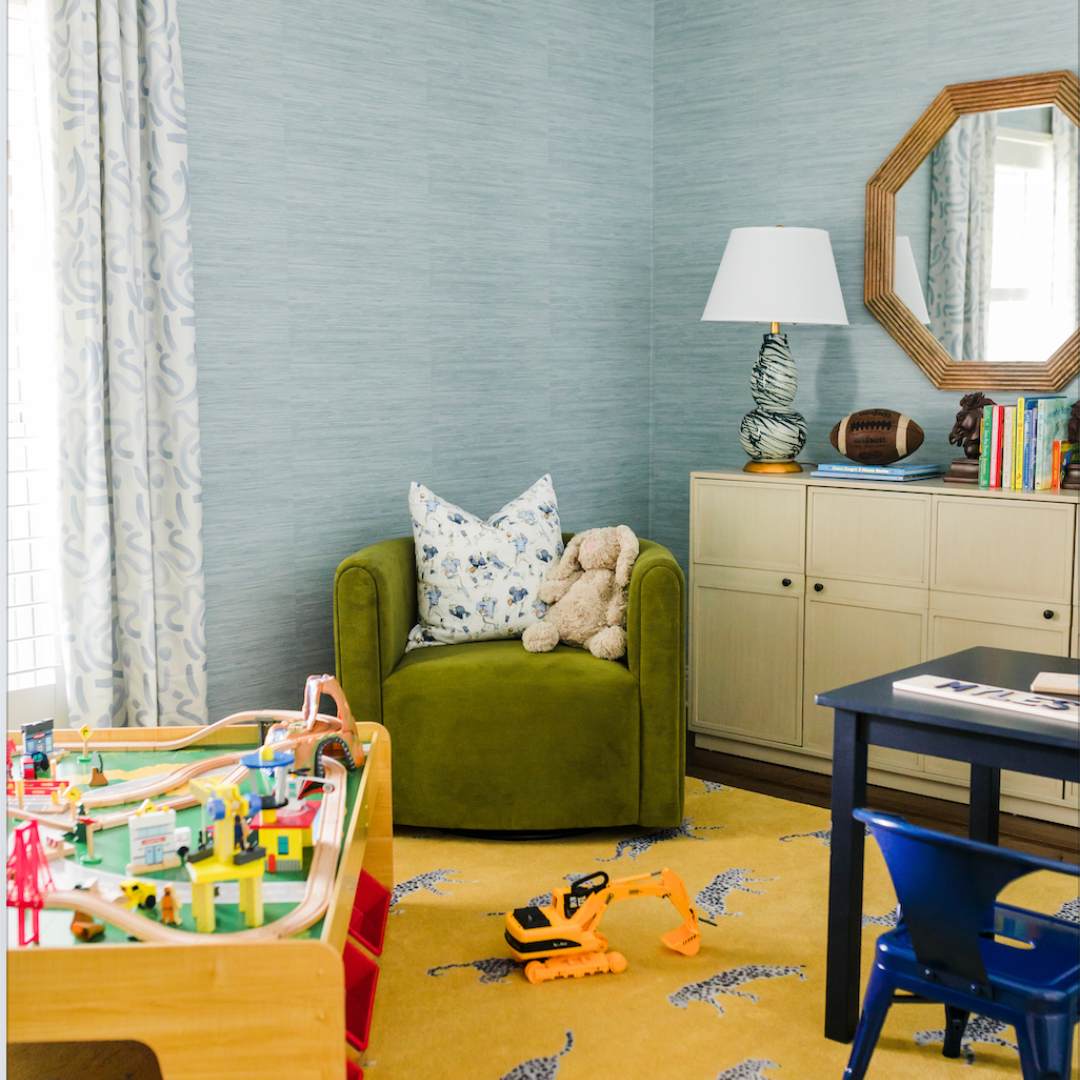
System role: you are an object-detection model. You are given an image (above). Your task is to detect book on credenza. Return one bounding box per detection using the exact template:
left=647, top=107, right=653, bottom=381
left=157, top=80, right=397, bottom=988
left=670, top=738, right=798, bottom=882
left=815, top=462, right=946, bottom=477
left=1035, top=398, right=1070, bottom=490
left=1001, top=405, right=1016, bottom=491
left=1016, top=395, right=1065, bottom=491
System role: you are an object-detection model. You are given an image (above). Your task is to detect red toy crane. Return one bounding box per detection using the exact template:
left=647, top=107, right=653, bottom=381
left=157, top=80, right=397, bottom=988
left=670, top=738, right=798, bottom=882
left=7, top=820, right=56, bottom=946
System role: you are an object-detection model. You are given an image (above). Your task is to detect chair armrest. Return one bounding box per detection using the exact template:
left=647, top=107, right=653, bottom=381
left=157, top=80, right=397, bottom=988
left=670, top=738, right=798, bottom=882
left=626, top=539, right=686, bottom=826
left=334, top=537, right=416, bottom=723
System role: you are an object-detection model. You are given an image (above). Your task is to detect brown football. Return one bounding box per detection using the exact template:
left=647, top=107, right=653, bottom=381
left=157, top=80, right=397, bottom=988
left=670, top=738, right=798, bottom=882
left=829, top=409, right=924, bottom=465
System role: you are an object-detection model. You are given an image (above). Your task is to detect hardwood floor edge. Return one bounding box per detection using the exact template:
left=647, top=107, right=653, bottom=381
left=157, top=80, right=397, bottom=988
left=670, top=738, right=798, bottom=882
left=688, top=746, right=1080, bottom=865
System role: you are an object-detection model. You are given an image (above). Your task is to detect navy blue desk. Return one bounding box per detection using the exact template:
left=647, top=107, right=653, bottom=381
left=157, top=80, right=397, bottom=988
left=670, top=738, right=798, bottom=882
left=816, top=646, right=1080, bottom=1043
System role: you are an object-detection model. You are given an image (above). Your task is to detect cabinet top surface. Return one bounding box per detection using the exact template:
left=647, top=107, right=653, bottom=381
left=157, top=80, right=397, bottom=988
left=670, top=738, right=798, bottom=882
left=692, top=467, right=1080, bottom=502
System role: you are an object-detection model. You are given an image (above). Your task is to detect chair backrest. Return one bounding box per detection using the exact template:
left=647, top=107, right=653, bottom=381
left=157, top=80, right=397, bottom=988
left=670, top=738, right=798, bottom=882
left=854, top=808, right=1079, bottom=989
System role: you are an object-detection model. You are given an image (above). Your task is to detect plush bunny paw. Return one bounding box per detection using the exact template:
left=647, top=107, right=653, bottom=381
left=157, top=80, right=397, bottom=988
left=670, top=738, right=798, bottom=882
left=586, top=626, right=626, bottom=661
left=522, top=621, right=560, bottom=653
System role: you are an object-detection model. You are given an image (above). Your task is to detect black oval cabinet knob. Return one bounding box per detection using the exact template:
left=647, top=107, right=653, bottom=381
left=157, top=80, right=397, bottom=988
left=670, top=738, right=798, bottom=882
left=1043, top=609, right=1054, bottom=620
left=781, top=578, right=792, bottom=587
left=814, top=583, right=824, bottom=593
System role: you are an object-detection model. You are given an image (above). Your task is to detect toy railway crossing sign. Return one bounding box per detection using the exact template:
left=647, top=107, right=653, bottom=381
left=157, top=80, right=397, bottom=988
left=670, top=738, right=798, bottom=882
left=892, top=675, right=1080, bottom=724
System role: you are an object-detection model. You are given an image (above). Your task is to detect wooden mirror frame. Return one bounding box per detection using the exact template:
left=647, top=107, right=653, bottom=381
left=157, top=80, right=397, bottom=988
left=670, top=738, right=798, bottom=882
left=865, top=70, right=1080, bottom=391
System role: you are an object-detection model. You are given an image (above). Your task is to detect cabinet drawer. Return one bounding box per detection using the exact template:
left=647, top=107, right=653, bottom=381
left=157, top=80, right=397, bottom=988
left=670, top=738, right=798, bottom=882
left=693, top=563, right=805, bottom=597
left=928, top=591, right=1072, bottom=664
left=932, top=496, right=1075, bottom=603
left=692, top=479, right=805, bottom=571
left=807, top=487, right=930, bottom=586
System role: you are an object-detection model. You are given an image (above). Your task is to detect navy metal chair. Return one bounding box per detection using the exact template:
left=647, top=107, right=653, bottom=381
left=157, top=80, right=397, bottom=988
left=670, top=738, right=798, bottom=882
left=845, top=809, right=1079, bottom=1080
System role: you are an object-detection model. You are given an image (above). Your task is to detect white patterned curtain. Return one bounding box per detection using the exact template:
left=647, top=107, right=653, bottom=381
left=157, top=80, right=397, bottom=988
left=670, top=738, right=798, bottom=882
left=1051, top=106, right=1079, bottom=347
left=927, top=112, right=998, bottom=363
left=52, top=0, right=206, bottom=727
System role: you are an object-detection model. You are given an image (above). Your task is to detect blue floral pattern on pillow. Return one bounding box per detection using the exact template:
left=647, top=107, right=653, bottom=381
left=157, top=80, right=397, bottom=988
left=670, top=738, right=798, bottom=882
left=406, top=475, right=563, bottom=650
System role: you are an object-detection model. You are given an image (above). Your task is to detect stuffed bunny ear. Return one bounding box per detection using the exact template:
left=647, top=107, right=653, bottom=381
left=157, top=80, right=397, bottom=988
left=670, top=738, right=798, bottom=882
left=548, top=531, right=586, bottom=581
left=614, top=525, right=639, bottom=587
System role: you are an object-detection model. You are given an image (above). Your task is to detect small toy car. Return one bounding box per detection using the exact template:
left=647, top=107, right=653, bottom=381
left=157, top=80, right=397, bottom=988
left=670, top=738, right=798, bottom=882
left=119, top=880, right=157, bottom=911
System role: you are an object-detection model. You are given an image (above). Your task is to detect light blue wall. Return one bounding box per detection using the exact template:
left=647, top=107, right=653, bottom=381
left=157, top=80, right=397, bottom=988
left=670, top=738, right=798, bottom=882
left=652, top=0, right=1079, bottom=571
left=182, top=0, right=1077, bottom=718
left=183, top=0, right=653, bottom=717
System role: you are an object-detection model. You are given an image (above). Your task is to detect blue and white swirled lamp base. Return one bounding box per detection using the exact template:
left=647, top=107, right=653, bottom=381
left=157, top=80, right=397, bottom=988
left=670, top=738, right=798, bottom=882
left=738, top=333, right=807, bottom=473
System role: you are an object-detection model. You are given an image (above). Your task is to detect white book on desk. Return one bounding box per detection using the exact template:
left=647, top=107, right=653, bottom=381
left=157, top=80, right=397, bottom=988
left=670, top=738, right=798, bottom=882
left=892, top=674, right=1080, bottom=723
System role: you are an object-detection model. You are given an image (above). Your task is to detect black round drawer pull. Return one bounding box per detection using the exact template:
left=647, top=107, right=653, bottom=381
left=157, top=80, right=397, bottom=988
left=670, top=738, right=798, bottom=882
left=814, top=583, right=824, bottom=593
left=782, top=578, right=792, bottom=587
left=1043, top=610, right=1054, bottom=620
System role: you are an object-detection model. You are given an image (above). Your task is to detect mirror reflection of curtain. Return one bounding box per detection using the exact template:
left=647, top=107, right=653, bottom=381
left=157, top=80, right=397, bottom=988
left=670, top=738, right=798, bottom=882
left=1051, top=106, right=1079, bottom=346
left=927, top=113, right=998, bottom=362
left=53, top=0, right=207, bottom=727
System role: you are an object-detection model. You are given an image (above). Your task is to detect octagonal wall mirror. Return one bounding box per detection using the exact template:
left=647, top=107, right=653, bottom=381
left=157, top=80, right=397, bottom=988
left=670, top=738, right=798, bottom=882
left=866, top=70, right=1079, bottom=391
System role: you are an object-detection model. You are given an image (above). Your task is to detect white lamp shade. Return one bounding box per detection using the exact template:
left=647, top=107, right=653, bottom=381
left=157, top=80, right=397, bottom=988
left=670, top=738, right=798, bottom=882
left=894, top=235, right=931, bottom=324
left=701, top=226, right=849, bottom=326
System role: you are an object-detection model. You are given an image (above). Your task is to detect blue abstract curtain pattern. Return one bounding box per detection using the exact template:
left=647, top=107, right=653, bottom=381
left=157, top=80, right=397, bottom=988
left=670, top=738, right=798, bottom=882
left=53, top=0, right=206, bottom=727
left=1051, top=106, right=1079, bottom=346
left=927, top=113, right=997, bottom=364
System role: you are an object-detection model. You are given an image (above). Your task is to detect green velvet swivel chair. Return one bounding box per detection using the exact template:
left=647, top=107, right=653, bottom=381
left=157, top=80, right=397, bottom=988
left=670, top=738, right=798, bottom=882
left=333, top=536, right=686, bottom=832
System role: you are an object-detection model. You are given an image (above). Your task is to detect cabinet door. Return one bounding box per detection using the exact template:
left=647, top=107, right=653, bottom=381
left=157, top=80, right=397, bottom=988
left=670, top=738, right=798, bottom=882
left=807, top=488, right=931, bottom=587
left=932, top=496, right=1075, bottom=604
left=693, top=479, right=805, bottom=571
left=691, top=565, right=803, bottom=746
left=803, top=579, right=926, bottom=772
left=926, top=591, right=1070, bottom=801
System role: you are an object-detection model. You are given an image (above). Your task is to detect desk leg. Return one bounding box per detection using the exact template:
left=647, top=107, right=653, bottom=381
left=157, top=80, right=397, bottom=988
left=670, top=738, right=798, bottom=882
left=826, top=708, right=867, bottom=1044
left=969, top=764, right=1001, bottom=846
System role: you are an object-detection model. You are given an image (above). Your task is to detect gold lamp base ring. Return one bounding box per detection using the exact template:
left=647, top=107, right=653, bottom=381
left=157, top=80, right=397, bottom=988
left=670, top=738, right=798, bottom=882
left=743, top=460, right=804, bottom=474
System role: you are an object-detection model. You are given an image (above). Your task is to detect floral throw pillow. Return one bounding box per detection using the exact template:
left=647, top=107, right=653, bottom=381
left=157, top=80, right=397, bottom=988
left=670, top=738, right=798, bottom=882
left=406, top=475, right=563, bottom=650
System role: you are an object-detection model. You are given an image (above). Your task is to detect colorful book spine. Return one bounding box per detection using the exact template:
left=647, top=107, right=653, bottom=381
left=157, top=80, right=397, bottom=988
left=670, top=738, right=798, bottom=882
left=1022, top=405, right=1037, bottom=491
left=990, top=405, right=1004, bottom=487
left=1014, top=397, right=1027, bottom=490
left=1001, top=406, right=1016, bottom=491
left=978, top=415, right=990, bottom=488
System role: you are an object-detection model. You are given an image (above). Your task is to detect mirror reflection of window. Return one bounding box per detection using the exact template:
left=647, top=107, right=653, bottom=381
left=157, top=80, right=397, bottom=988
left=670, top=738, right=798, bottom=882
left=987, top=113, right=1058, bottom=364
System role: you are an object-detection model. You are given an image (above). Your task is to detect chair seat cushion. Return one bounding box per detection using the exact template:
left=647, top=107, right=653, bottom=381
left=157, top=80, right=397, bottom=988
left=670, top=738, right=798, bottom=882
left=382, top=639, right=640, bottom=830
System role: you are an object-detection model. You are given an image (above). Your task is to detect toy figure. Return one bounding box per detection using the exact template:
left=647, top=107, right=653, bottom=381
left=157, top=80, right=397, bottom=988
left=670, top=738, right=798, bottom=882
left=159, top=886, right=183, bottom=926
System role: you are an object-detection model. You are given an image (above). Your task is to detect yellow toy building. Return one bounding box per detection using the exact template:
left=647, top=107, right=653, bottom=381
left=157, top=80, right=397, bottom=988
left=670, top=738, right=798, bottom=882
left=186, top=779, right=266, bottom=933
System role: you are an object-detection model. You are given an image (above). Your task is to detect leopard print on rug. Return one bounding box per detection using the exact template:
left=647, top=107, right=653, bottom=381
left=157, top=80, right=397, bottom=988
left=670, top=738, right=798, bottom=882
left=499, top=1030, right=573, bottom=1080
left=914, top=1013, right=1017, bottom=1065
left=714, top=1060, right=780, bottom=1080
left=668, top=965, right=807, bottom=1017
left=695, top=868, right=775, bottom=919
left=597, top=818, right=724, bottom=862
left=390, top=869, right=476, bottom=909
left=427, top=957, right=522, bottom=984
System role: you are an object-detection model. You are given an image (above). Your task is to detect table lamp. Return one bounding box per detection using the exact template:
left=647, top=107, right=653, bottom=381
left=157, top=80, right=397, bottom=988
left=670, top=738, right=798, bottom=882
left=702, top=226, right=849, bottom=472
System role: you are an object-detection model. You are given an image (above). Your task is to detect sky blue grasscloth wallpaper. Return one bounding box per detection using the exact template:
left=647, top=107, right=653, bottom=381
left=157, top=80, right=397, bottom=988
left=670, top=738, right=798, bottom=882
left=182, top=0, right=653, bottom=717
left=651, top=0, right=1079, bottom=570
left=181, top=0, right=1078, bottom=718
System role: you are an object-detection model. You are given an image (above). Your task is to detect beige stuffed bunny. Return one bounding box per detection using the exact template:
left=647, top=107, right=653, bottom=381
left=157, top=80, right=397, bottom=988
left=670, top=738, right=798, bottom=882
left=522, top=525, right=639, bottom=660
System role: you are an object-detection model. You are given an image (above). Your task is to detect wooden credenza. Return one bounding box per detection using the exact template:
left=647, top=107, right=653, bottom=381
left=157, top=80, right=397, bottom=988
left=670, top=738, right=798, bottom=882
left=689, top=468, right=1080, bottom=826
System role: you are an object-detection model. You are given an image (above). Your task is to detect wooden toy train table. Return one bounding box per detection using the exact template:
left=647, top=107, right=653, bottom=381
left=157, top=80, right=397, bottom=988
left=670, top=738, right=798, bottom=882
left=7, top=684, right=392, bottom=1080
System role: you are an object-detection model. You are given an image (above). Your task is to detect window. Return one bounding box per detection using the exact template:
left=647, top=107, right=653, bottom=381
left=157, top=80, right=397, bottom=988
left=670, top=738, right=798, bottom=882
left=7, top=0, right=64, bottom=728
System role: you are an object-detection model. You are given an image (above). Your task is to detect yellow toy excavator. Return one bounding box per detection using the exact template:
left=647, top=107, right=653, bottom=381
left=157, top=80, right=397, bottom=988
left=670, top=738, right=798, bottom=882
left=504, top=867, right=711, bottom=983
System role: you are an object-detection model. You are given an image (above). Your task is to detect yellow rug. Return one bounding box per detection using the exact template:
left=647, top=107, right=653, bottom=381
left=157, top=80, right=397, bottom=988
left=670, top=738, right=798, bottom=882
left=364, top=779, right=1078, bottom=1080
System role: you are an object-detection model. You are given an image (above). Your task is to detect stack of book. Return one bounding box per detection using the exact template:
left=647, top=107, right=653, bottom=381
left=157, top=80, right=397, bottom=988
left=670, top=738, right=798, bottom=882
left=979, top=396, right=1076, bottom=491
left=810, top=462, right=947, bottom=483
